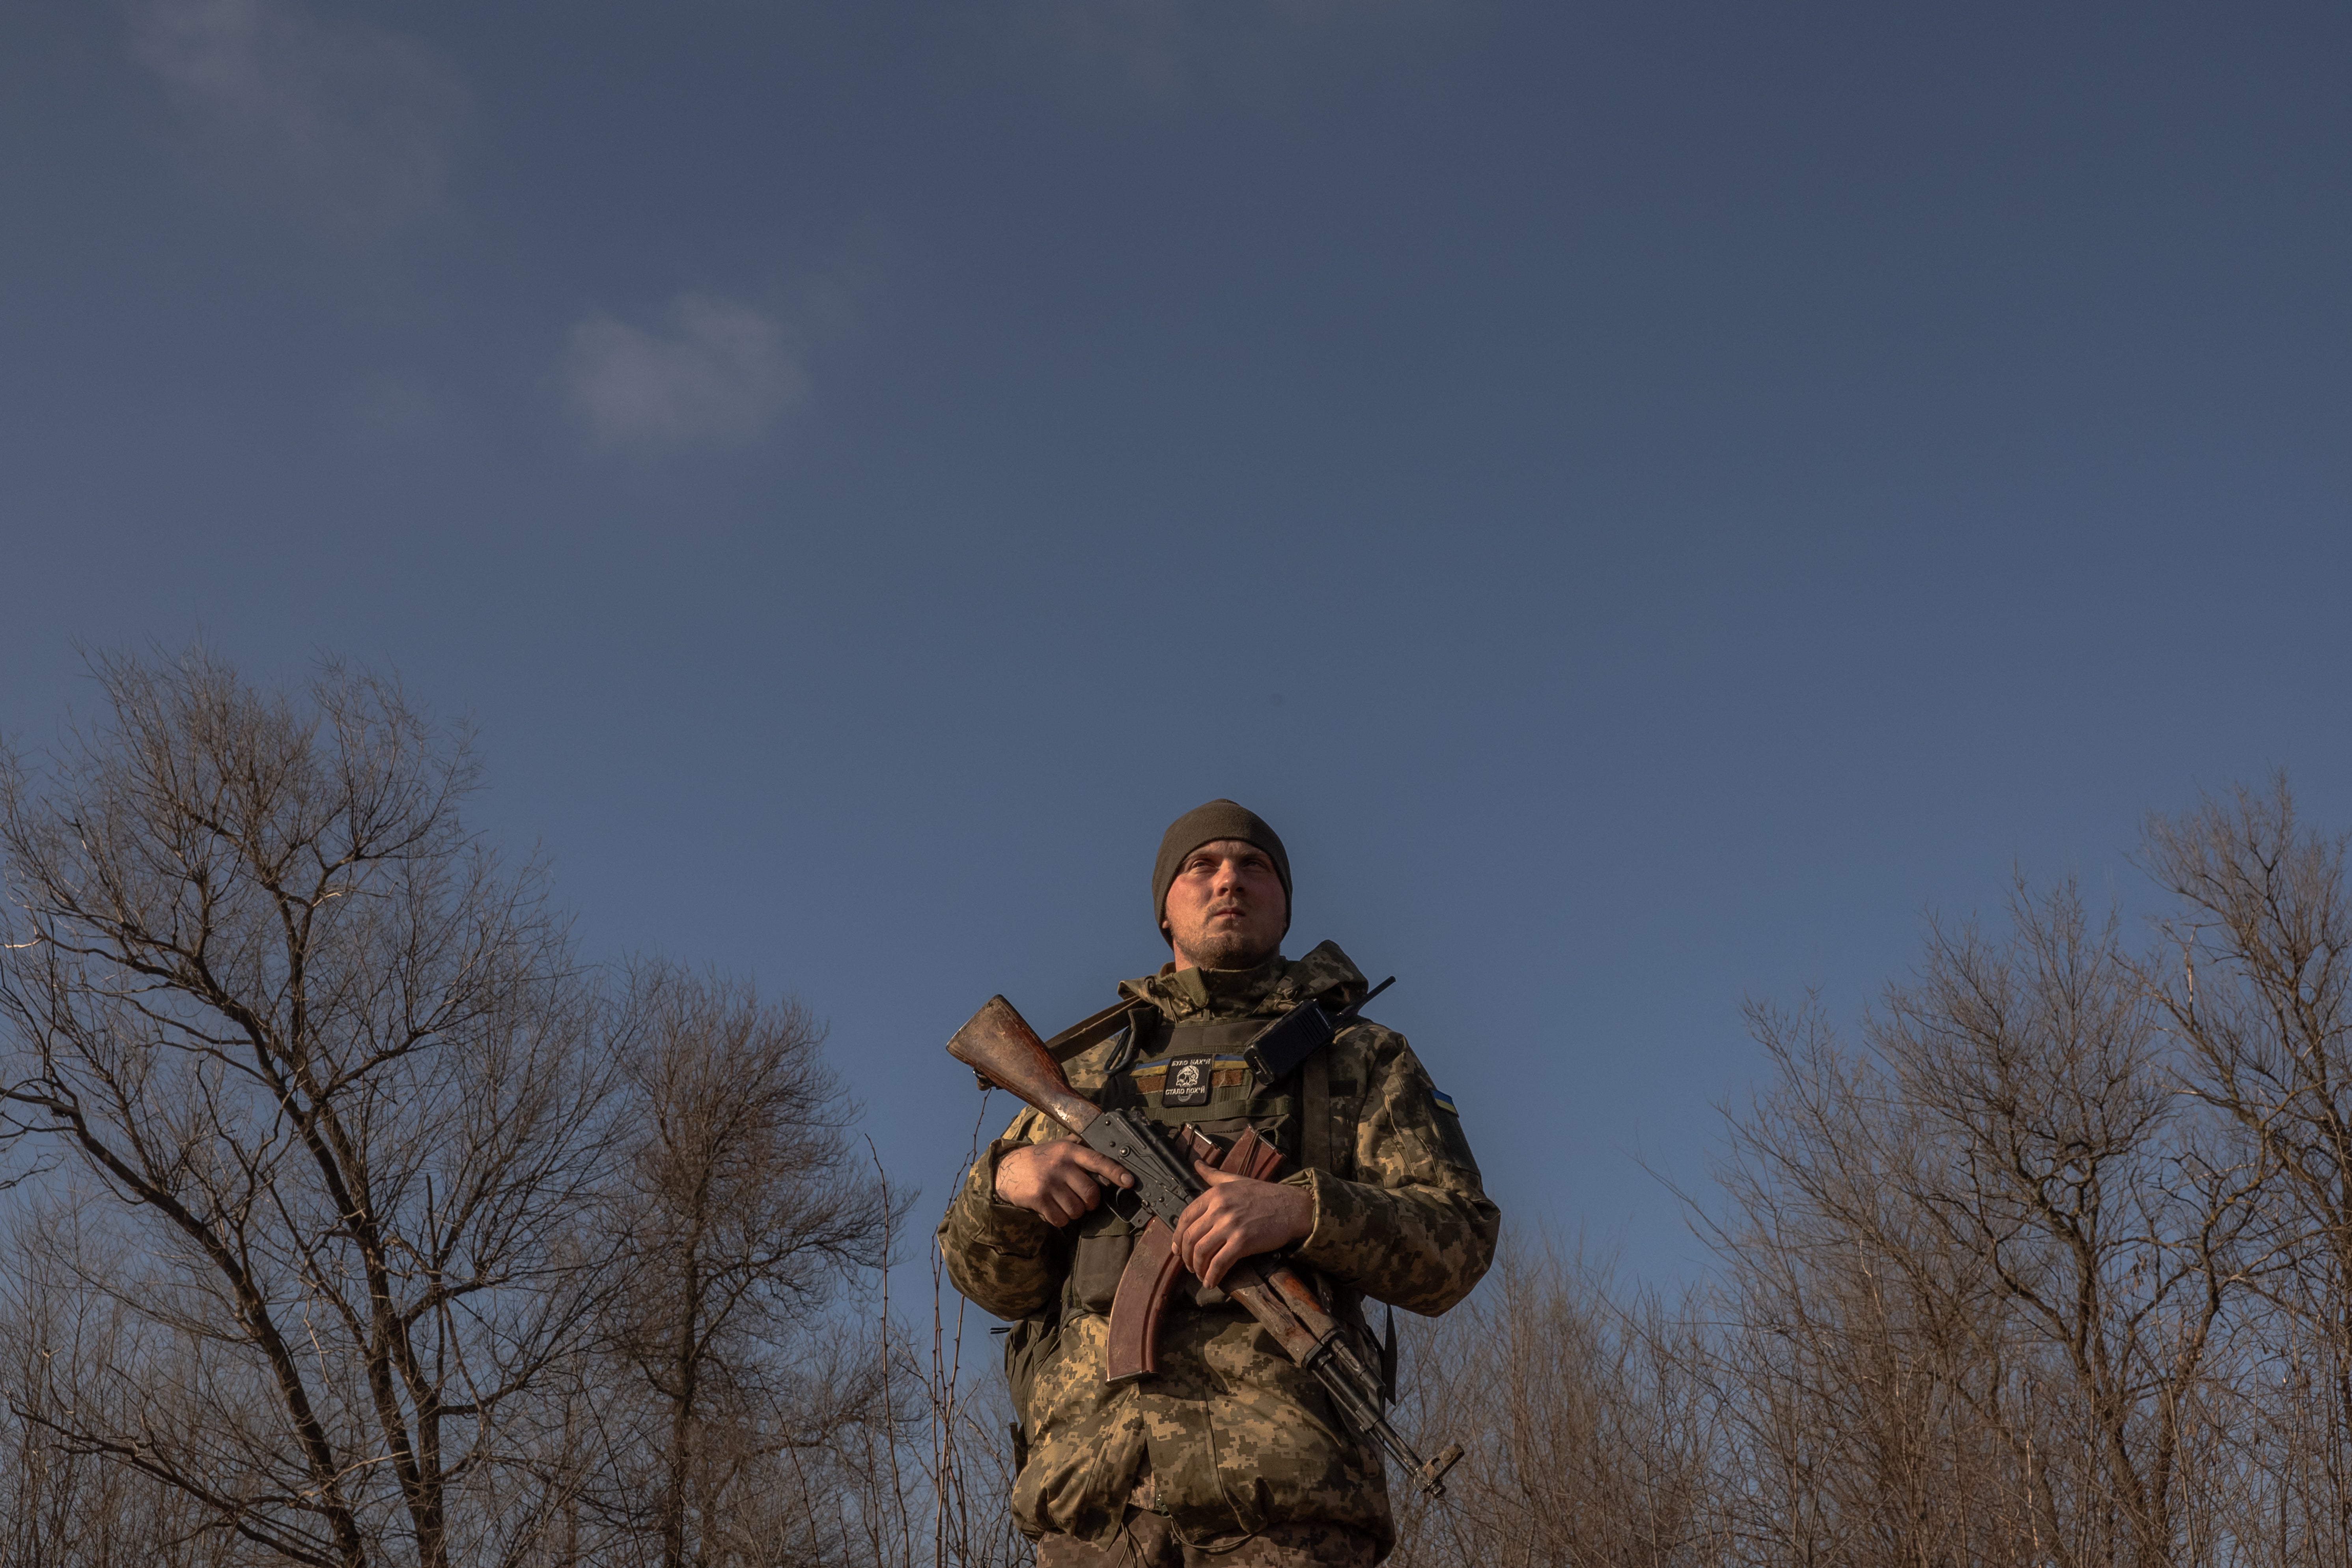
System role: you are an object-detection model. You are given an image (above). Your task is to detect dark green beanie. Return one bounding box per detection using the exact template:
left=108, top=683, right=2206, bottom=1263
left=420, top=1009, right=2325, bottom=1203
left=1153, top=799, right=1292, bottom=943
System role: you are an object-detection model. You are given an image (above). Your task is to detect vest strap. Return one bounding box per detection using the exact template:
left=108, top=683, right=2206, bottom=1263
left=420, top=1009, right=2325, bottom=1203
left=1301, top=1049, right=1332, bottom=1175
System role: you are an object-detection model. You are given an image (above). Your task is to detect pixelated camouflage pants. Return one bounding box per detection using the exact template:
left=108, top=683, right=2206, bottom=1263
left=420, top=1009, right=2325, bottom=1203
left=1033, top=1510, right=1377, bottom=1567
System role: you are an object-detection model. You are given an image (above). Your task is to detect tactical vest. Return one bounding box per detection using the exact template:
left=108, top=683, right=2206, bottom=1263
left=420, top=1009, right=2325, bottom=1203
left=1064, top=1012, right=1331, bottom=1320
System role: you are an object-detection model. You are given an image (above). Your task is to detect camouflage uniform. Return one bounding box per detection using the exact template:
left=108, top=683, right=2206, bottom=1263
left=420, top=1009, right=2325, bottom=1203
left=1034, top=1513, right=1374, bottom=1567
left=937, top=943, right=1499, bottom=1562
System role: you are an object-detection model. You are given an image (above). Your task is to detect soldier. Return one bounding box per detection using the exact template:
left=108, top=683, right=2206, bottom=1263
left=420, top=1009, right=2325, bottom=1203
left=937, top=800, right=1500, bottom=1566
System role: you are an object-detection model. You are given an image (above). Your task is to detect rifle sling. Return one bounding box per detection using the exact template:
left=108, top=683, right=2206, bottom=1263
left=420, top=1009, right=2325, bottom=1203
left=1042, top=998, right=1143, bottom=1064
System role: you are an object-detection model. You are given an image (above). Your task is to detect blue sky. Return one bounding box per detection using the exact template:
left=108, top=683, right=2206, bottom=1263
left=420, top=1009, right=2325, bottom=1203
left=4, top=2, right=2350, bottom=1286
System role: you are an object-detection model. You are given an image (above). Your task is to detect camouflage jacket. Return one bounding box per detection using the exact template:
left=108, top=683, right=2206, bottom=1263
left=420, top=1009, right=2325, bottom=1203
left=935, top=943, right=1499, bottom=1557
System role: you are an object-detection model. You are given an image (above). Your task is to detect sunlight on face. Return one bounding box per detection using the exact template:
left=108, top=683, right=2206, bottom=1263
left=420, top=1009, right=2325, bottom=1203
left=1161, top=838, right=1287, bottom=970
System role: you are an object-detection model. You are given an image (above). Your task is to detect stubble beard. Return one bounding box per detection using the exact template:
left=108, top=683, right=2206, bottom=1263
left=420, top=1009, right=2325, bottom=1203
left=1176, top=911, right=1280, bottom=971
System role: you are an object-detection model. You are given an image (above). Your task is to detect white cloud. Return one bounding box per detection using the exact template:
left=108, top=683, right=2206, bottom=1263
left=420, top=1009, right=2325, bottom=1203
left=565, top=295, right=810, bottom=450
left=127, top=0, right=468, bottom=244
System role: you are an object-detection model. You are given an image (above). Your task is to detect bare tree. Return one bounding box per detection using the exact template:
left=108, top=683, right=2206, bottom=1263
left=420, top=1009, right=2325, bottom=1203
left=1705, top=1000, right=2041, bottom=1568
left=1394, top=798, right=2352, bottom=1568
left=1874, top=881, right=2242, bottom=1568
left=0, top=648, right=620, bottom=1568
left=2142, top=777, right=2352, bottom=1567
left=0, top=1194, right=248, bottom=1568
left=1388, top=1240, right=1725, bottom=1568
left=589, top=961, right=900, bottom=1568
left=1709, top=880, right=2244, bottom=1568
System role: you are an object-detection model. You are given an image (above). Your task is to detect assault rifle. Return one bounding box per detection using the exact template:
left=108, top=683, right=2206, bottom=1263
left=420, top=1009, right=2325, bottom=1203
left=948, top=996, right=1463, bottom=1499
left=1104, top=973, right=1398, bottom=1383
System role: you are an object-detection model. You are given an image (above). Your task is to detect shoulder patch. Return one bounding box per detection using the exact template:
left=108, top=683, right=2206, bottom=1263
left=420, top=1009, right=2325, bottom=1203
left=1427, top=1087, right=1478, bottom=1175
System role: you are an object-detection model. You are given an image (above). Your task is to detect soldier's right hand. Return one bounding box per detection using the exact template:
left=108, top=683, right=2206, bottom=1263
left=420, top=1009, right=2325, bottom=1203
left=995, top=1140, right=1135, bottom=1226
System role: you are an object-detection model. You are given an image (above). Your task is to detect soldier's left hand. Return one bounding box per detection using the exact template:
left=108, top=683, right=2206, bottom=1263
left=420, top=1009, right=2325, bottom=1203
left=1174, top=1163, right=1313, bottom=1289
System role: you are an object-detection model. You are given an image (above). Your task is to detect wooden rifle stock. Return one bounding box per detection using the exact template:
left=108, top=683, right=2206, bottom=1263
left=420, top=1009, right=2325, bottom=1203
left=946, top=996, right=1104, bottom=1137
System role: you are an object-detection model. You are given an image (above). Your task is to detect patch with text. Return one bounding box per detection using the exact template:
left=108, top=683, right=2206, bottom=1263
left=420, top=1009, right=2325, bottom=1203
left=1160, top=1055, right=1213, bottom=1109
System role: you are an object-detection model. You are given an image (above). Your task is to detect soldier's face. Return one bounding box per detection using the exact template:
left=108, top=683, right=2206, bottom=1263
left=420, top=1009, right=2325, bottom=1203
left=1162, top=839, right=1287, bottom=971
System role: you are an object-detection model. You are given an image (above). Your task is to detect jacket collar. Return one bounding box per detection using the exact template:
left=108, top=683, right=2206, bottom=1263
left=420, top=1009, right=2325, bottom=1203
left=1117, top=939, right=1369, bottom=1023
